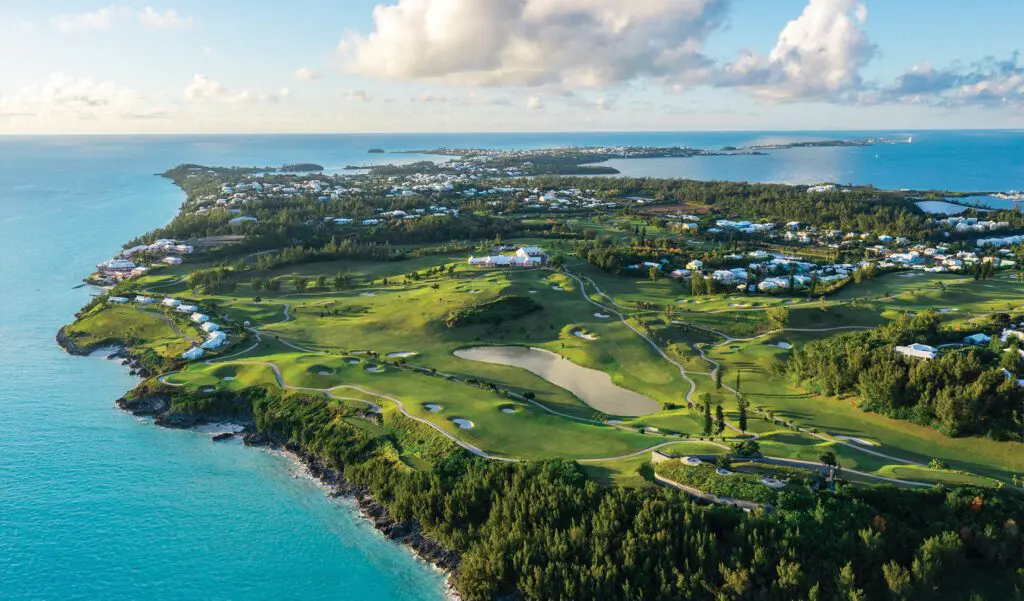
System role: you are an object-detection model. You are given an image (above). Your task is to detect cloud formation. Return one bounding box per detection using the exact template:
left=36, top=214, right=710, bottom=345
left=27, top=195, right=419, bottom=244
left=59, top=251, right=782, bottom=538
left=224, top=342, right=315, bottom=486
left=0, top=73, right=143, bottom=120
left=718, top=0, right=874, bottom=101
left=52, top=5, right=193, bottom=32
left=344, top=0, right=730, bottom=87
left=878, top=55, right=1024, bottom=108
left=294, top=67, right=321, bottom=81
left=184, top=74, right=252, bottom=104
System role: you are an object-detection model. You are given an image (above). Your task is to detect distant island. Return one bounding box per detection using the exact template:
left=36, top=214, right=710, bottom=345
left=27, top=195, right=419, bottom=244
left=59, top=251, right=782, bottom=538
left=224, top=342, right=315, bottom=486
left=367, top=148, right=386, bottom=154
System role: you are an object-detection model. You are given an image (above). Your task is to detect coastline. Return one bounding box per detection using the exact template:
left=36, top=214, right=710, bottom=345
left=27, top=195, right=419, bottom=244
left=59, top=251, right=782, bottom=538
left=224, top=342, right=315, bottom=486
left=56, top=334, right=464, bottom=599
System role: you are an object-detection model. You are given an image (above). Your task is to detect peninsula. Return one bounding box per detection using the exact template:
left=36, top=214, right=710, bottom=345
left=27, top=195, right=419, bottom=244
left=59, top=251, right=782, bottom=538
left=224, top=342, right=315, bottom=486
left=61, top=152, right=1024, bottom=600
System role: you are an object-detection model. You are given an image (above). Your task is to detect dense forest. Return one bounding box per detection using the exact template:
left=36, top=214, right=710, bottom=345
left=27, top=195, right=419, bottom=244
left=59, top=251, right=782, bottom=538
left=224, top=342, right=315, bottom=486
left=142, top=384, right=1024, bottom=601
left=789, top=312, right=1024, bottom=438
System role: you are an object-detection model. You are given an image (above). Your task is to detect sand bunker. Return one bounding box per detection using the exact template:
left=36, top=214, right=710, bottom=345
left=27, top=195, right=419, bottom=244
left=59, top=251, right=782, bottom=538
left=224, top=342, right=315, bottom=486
left=450, top=418, right=474, bottom=430
left=572, top=329, right=599, bottom=341
left=386, top=351, right=418, bottom=358
left=455, top=346, right=660, bottom=416
left=682, top=457, right=703, bottom=466
left=423, top=403, right=443, bottom=413
left=359, top=292, right=377, bottom=297
left=594, top=312, right=611, bottom=319
left=365, top=365, right=384, bottom=373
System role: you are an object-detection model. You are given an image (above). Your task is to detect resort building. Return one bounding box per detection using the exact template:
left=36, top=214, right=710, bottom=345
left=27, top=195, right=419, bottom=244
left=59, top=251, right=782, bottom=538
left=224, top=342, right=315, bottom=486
left=162, top=298, right=181, bottom=307
left=964, top=333, right=992, bottom=345
left=182, top=347, right=205, bottom=360
left=190, top=313, right=210, bottom=324
left=895, top=343, right=938, bottom=360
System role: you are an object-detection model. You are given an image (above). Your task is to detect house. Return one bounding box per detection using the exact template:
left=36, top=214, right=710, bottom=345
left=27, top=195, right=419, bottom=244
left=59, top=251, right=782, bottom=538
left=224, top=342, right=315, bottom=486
left=181, top=347, right=205, bottom=360
left=176, top=304, right=198, bottom=313
left=201, top=322, right=221, bottom=333
left=107, top=296, right=130, bottom=304
left=964, top=333, right=992, bottom=345
left=1002, top=329, right=1024, bottom=343
left=163, top=256, right=183, bottom=266
left=134, top=295, right=155, bottom=304
left=516, top=247, right=548, bottom=263
left=895, top=343, right=938, bottom=360
left=686, top=260, right=704, bottom=271
left=191, top=313, right=210, bottom=324
left=228, top=216, right=258, bottom=226
left=162, top=298, right=181, bottom=307
left=669, top=269, right=691, bottom=280
left=201, top=331, right=227, bottom=350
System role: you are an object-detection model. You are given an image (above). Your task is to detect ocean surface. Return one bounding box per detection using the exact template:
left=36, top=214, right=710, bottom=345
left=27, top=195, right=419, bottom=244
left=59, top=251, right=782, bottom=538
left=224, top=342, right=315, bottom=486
left=1, top=130, right=1023, bottom=599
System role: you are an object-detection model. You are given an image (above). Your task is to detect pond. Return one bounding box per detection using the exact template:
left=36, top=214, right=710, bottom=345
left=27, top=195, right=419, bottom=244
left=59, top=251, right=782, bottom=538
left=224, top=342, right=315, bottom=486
left=453, top=346, right=661, bottom=416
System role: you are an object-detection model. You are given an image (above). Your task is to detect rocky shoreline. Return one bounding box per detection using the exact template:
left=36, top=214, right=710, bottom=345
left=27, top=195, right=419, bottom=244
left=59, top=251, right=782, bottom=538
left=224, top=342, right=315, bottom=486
left=56, top=327, right=157, bottom=379
left=108, top=382, right=464, bottom=598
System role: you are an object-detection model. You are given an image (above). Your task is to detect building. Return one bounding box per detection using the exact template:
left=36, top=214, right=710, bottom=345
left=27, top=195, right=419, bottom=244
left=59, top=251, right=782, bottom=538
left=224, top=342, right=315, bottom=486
left=964, top=333, right=992, bottom=345
left=107, top=296, right=129, bottom=304
left=182, top=347, right=205, bottom=360
left=163, top=256, right=183, bottom=266
left=191, top=312, right=210, bottom=324
left=162, top=298, right=181, bottom=307
left=895, top=343, right=938, bottom=360
left=134, top=295, right=155, bottom=304
left=201, top=322, right=221, bottom=333
left=516, top=247, right=549, bottom=263
left=201, top=331, right=227, bottom=350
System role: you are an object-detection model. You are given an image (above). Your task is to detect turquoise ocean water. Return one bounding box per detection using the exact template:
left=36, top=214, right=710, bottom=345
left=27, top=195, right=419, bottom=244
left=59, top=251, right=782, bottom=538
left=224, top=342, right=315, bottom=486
left=1, top=131, right=1023, bottom=599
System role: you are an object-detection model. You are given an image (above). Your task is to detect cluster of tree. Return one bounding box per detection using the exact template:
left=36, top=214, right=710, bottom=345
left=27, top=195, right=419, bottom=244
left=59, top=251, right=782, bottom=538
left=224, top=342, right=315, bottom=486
left=530, top=176, right=938, bottom=237
left=444, top=295, right=541, bottom=329
left=186, top=266, right=236, bottom=293
left=172, top=385, right=1024, bottom=601
left=789, top=311, right=1024, bottom=438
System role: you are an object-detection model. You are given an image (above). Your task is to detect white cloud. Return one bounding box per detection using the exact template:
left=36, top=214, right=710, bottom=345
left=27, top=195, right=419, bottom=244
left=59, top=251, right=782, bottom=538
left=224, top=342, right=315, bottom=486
left=137, top=7, right=193, bottom=29
left=343, top=89, right=372, bottom=102
left=526, top=95, right=544, bottom=110
left=52, top=5, right=130, bottom=31
left=184, top=74, right=252, bottom=104
left=294, top=67, right=321, bottom=81
left=344, top=0, right=729, bottom=87
left=0, top=73, right=144, bottom=120
left=413, top=93, right=449, bottom=103
left=52, top=5, right=193, bottom=32
left=878, top=55, right=1024, bottom=108
left=719, top=0, right=874, bottom=101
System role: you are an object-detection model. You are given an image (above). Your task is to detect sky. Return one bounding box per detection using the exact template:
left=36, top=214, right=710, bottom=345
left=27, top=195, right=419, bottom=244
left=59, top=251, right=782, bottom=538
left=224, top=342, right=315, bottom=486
left=0, top=0, right=1022, bottom=134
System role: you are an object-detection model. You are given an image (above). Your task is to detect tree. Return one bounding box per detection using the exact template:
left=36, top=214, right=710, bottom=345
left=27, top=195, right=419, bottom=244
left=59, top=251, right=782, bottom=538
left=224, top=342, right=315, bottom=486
left=715, top=369, right=723, bottom=390
left=767, top=307, right=790, bottom=330
left=315, top=274, right=327, bottom=290
left=265, top=278, right=281, bottom=292
left=251, top=277, right=264, bottom=291
left=735, top=371, right=742, bottom=397
left=738, top=398, right=748, bottom=433
left=882, top=561, right=912, bottom=600
left=819, top=450, right=838, bottom=468
left=293, top=276, right=309, bottom=292
left=702, top=397, right=714, bottom=437
left=715, top=404, right=726, bottom=435
left=648, top=265, right=659, bottom=283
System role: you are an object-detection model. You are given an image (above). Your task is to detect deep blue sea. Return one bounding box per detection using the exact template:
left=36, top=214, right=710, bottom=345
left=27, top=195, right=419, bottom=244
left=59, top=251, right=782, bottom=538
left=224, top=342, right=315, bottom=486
left=1, top=130, right=1023, bottom=599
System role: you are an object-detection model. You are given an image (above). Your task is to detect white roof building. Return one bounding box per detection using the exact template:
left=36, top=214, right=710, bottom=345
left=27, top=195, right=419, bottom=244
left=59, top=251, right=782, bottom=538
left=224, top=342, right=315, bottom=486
left=134, top=295, right=155, bottom=304
left=201, top=322, right=221, bottom=333
left=201, top=331, right=227, bottom=349
left=182, top=347, right=205, bottom=360
left=162, top=298, right=181, bottom=307
left=895, top=343, right=938, bottom=360
left=108, top=296, right=130, bottom=304
left=191, top=313, right=210, bottom=324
